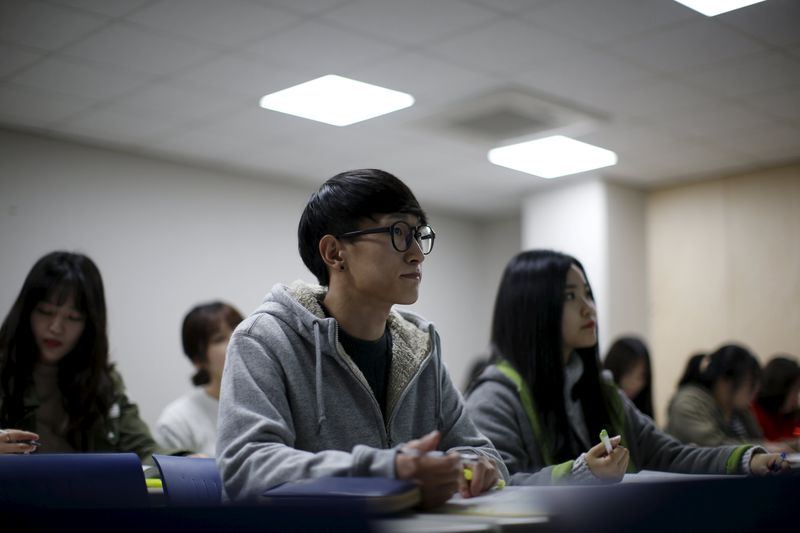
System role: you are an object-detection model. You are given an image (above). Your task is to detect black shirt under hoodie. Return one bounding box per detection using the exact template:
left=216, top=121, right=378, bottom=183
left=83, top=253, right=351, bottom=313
left=338, top=326, right=393, bottom=419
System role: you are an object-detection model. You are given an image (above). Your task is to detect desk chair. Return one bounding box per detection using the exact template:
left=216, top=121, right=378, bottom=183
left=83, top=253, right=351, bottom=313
left=152, top=454, right=222, bottom=506
left=0, top=452, right=148, bottom=508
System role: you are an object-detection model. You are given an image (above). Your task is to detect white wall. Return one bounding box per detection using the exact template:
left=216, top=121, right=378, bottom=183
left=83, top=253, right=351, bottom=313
left=522, top=179, right=611, bottom=351
left=0, top=128, right=518, bottom=427
left=606, top=182, right=648, bottom=345
left=521, top=178, right=648, bottom=366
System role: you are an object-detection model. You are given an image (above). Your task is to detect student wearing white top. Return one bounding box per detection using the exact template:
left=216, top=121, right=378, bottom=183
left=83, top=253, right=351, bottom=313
left=155, top=302, right=243, bottom=456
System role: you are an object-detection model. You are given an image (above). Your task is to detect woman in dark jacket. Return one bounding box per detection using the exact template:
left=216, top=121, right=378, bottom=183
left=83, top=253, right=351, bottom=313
left=0, top=251, right=176, bottom=460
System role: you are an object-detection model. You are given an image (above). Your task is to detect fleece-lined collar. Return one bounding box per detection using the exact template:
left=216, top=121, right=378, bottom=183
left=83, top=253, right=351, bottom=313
left=284, top=280, right=433, bottom=425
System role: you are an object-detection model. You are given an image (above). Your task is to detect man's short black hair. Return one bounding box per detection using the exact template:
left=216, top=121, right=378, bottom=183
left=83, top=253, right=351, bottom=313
left=298, top=168, right=427, bottom=286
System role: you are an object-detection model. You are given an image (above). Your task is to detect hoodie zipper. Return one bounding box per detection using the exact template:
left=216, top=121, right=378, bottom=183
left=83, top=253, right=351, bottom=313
left=333, top=323, right=391, bottom=448
left=385, top=349, right=433, bottom=440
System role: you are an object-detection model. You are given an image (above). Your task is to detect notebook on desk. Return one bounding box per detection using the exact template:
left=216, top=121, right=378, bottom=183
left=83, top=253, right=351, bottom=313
left=261, top=476, right=420, bottom=514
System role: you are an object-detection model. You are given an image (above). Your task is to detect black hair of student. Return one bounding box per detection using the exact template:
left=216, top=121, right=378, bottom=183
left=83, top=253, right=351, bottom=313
left=297, top=169, right=427, bottom=286
left=756, top=355, right=800, bottom=414
left=677, top=343, right=761, bottom=392
left=490, top=249, right=611, bottom=462
left=0, top=251, right=114, bottom=447
left=181, top=301, right=244, bottom=386
left=604, top=336, right=654, bottom=418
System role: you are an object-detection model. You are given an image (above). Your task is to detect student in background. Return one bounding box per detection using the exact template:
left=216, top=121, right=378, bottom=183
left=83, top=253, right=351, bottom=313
left=216, top=169, right=507, bottom=506
left=155, top=301, right=243, bottom=457
left=466, top=249, right=787, bottom=485
left=0, top=251, right=175, bottom=460
left=667, top=344, right=764, bottom=446
left=751, top=355, right=800, bottom=448
left=603, top=336, right=654, bottom=419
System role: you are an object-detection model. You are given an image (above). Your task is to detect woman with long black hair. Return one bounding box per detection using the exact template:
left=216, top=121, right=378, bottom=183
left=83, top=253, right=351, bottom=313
left=0, top=251, right=172, bottom=459
left=466, top=249, right=787, bottom=484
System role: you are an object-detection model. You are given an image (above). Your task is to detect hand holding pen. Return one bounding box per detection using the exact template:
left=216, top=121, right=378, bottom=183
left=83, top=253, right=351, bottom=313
left=750, top=451, right=791, bottom=475
left=396, top=430, right=463, bottom=509
left=395, top=430, right=503, bottom=507
left=457, top=452, right=501, bottom=498
left=584, top=429, right=629, bottom=482
left=0, top=428, right=41, bottom=454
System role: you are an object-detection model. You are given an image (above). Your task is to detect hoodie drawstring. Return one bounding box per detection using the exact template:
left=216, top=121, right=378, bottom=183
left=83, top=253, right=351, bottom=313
left=433, top=328, right=442, bottom=431
left=313, top=320, right=327, bottom=433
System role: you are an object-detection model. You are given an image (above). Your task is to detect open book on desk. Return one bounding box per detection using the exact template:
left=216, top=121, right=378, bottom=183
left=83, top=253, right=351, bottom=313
left=262, top=477, right=420, bottom=515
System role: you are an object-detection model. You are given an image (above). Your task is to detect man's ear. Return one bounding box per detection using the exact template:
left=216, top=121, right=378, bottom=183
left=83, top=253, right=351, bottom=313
left=319, top=234, right=345, bottom=272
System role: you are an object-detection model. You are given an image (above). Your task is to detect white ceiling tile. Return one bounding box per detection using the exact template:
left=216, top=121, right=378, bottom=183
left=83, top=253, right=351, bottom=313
left=108, top=80, right=245, bottom=123
left=60, top=22, right=217, bottom=76
left=0, top=82, right=94, bottom=125
left=464, top=0, right=552, bottom=15
left=348, top=50, right=496, bottom=105
left=54, top=106, right=183, bottom=143
left=0, top=44, right=43, bottom=78
left=739, top=87, right=800, bottom=123
left=0, top=1, right=797, bottom=215
left=190, top=105, right=302, bottom=145
left=145, top=127, right=248, bottom=160
left=249, top=0, right=353, bottom=16
left=681, top=50, right=800, bottom=98
left=511, top=50, right=655, bottom=112
left=166, top=57, right=299, bottom=108
left=128, top=0, right=300, bottom=49
left=717, top=0, right=800, bottom=47
left=243, top=20, right=400, bottom=74
left=581, top=76, right=718, bottom=119
left=523, top=0, right=695, bottom=46
left=47, top=0, right=152, bottom=18
left=580, top=120, right=678, bottom=155
left=0, top=0, right=108, bottom=51
left=647, top=102, right=776, bottom=139
left=321, top=0, right=498, bottom=46
left=713, top=121, right=800, bottom=159
left=429, top=18, right=588, bottom=75
left=606, top=18, right=766, bottom=74
left=12, top=56, right=147, bottom=101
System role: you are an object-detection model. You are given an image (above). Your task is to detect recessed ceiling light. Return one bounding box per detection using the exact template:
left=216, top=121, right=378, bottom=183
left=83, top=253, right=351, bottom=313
left=672, top=0, right=766, bottom=16
left=488, top=135, right=617, bottom=179
left=259, top=74, right=414, bottom=126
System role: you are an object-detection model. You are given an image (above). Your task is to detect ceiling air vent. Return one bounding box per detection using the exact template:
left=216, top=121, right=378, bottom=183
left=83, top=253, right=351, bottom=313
left=433, top=87, right=604, bottom=144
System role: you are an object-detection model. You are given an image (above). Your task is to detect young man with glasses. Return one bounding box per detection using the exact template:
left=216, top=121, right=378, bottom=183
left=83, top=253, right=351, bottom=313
left=217, top=169, right=507, bottom=507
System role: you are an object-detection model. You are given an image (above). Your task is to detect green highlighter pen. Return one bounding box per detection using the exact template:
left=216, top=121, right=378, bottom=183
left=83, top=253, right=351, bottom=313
left=599, top=429, right=613, bottom=455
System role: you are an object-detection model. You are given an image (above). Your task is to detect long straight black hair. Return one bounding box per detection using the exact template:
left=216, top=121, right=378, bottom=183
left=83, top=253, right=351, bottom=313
left=490, top=249, right=612, bottom=462
left=0, top=251, right=114, bottom=448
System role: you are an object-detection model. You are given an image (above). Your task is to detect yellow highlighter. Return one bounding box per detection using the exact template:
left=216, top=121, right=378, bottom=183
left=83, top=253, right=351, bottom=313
left=463, top=464, right=506, bottom=490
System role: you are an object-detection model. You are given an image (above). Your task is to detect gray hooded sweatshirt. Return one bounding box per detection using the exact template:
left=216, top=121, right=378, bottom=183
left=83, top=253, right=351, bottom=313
left=466, top=364, right=753, bottom=485
left=216, top=281, right=508, bottom=502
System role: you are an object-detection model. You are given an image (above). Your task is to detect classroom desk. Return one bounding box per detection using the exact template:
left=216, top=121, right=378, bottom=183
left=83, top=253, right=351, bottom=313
left=3, top=474, right=798, bottom=532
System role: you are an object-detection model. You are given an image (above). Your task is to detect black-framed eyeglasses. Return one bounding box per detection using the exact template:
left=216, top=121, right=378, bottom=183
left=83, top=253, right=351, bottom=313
left=338, top=221, right=436, bottom=255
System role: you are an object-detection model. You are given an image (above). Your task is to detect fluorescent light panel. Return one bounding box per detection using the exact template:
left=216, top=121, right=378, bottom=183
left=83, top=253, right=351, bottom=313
left=488, top=135, right=617, bottom=179
left=259, top=75, right=414, bottom=126
left=673, top=0, right=766, bottom=16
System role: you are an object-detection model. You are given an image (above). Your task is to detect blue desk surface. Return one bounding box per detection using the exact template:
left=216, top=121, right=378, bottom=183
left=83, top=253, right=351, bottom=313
left=1, top=474, right=798, bottom=532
